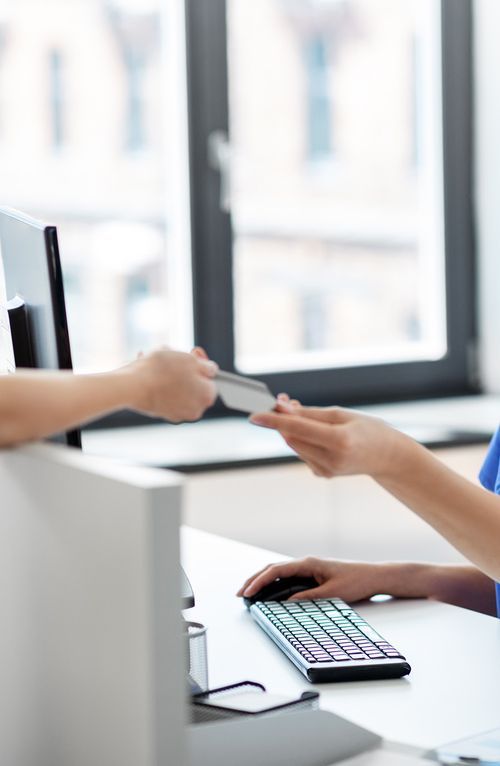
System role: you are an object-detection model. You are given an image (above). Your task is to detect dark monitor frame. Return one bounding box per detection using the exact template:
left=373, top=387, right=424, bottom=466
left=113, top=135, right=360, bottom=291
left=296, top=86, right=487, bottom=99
left=0, top=207, right=81, bottom=449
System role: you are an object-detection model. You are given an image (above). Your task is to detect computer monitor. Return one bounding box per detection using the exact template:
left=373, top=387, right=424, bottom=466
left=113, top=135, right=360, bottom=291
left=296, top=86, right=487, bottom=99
left=0, top=206, right=81, bottom=448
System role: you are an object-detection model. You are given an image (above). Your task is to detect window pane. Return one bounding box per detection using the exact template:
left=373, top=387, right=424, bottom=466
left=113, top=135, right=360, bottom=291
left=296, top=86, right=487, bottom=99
left=227, top=0, right=446, bottom=374
left=0, top=0, right=193, bottom=371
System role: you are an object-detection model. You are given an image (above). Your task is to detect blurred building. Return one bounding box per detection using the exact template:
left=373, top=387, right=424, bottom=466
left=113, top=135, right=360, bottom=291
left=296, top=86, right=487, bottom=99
left=228, top=0, right=438, bottom=372
left=0, top=0, right=442, bottom=373
left=0, top=0, right=168, bottom=369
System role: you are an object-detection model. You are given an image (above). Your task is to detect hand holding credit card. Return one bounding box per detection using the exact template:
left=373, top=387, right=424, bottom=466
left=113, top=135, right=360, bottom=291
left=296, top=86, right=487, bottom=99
left=215, top=370, right=277, bottom=414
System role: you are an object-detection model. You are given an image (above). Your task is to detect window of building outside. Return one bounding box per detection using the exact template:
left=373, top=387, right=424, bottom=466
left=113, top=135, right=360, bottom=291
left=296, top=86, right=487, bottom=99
left=124, top=48, right=147, bottom=153
left=0, top=0, right=193, bottom=375
left=305, top=35, right=333, bottom=164
left=48, top=49, right=64, bottom=150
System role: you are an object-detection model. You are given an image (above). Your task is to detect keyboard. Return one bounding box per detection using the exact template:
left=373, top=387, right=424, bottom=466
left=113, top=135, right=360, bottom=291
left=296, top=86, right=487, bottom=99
left=248, top=597, right=411, bottom=682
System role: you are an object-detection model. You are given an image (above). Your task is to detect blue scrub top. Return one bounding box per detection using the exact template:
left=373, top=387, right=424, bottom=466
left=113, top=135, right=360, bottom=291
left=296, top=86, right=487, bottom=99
left=478, top=425, right=500, bottom=616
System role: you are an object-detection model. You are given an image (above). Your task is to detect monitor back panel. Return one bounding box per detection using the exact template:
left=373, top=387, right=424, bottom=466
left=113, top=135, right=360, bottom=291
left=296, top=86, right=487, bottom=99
left=0, top=443, right=186, bottom=766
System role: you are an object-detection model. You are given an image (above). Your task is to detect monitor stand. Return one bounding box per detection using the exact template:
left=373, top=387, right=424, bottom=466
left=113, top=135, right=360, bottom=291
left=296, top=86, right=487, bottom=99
left=7, top=295, right=35, bottom=367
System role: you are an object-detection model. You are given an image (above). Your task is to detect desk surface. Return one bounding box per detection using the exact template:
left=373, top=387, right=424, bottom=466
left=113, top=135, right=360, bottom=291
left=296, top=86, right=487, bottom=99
left=182, top=527, right=500, bottom=751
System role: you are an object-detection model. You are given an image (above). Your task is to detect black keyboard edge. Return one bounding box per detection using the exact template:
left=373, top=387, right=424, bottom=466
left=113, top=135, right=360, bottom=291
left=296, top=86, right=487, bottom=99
left=306, top=660, right=412, bottom=683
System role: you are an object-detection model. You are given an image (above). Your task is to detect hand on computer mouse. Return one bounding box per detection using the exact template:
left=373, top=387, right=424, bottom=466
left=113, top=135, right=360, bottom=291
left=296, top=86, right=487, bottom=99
left=237, top=557, right=438, bottom=604
left=241, top=575, right=319, bottom=606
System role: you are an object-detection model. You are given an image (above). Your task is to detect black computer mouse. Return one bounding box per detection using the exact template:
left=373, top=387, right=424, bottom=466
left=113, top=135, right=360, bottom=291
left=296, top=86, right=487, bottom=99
left=243, top=576, right=318, bottom=607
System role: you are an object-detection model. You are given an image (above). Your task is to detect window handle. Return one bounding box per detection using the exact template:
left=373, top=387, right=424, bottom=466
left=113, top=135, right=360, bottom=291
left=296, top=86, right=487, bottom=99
left=208, top=130, right=232, bottom=213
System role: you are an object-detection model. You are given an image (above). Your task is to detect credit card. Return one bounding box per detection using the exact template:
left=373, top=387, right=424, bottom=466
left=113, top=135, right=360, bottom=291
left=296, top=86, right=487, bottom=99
left=215, top=370, right=277, bottom=414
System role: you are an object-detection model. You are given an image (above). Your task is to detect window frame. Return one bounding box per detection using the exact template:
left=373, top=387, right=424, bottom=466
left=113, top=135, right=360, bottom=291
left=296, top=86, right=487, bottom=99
left=185, top=0, right=477, bottom=411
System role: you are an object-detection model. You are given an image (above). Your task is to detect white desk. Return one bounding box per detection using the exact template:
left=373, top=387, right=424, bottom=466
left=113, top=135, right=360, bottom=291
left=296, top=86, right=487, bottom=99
left=182, top=527, right=500, bottom=752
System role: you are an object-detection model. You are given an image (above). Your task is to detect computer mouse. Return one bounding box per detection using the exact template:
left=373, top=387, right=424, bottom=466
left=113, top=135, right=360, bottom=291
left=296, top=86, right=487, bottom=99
left=243, top=576, right=318, bottom=607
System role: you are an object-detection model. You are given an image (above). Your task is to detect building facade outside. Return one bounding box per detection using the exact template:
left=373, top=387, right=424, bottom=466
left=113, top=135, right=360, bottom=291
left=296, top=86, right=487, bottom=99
left=0, top=0, right=443, bottom=374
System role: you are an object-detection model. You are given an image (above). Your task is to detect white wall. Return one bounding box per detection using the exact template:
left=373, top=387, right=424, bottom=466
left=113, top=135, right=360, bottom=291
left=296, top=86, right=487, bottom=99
left=185, top=445, right=484, bottom=563
left=475, top=0, right=500, bottom=393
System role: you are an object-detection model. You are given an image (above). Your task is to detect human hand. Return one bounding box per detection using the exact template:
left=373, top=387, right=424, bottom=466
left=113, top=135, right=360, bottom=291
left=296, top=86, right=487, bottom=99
left=250, top=406, right=410, bottom=481
left=237, top=557, right=421, bottom=603
left=126, top=347, right=218, bottom=423
left=275, top=392, right=302, bottom=414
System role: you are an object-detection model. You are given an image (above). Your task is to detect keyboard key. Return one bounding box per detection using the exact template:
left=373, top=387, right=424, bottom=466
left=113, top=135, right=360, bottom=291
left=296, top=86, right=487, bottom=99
left=356, top=624, right=385, bottom=643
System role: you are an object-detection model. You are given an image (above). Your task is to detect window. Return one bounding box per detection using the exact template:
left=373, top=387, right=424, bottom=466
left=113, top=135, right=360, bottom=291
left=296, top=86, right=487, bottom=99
left=0, top=0, right=193, bottom=373
left=305, top=35, right=333, bottom=162
left=108, top=5, right=158, bottom=154
left=48, top=50, right=64, bottom=150
left=0, top=0, right=475, bottom=418
left=187, top=0, right=476, bottom=407
left=410, top=32, right=423, bottom=170
left=124, top=48, right=147, bottom=153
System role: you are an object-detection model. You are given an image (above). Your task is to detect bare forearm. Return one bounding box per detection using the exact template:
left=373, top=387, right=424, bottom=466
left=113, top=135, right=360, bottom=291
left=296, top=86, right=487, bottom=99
left=0, top=370, right=135, bottom=447
left=378, top=562, right=496, bottom=616
left=427, top=565, right=496, bottom=615
left=378, top=438, right=500, bottom=583
left=0, top=349, right=217, bottom=447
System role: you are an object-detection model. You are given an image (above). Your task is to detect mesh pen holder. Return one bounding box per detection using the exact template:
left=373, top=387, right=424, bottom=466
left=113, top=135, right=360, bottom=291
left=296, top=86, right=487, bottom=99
left=184, top=619, right=209, bottom=694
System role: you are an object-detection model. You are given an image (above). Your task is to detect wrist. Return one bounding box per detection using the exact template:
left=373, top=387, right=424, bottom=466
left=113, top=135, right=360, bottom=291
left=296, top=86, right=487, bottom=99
left=116, top=354, right=182, bottom=418
left=105, top=367, right=144, bottom=411
left=377, top=561, right=440, bottom=599
left=373, top=429, right=427, bottom=486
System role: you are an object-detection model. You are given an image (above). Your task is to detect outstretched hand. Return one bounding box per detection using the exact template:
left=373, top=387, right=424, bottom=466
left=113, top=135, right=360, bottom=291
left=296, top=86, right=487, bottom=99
left=128, top=346, right=218, bottom=423
left=250, top=405, right=405, bottom=480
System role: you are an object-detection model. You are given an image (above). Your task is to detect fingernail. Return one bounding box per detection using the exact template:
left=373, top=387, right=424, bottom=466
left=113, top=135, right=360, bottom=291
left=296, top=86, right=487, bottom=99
left=276, top=401, right=293, bottom=413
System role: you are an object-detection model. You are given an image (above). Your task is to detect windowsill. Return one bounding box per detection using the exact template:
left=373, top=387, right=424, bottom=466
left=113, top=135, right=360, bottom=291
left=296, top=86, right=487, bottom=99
left=82, top=393, right=499, bottom=472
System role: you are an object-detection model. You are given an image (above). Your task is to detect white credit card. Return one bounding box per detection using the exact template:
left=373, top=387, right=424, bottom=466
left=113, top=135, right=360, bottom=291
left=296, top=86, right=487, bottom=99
left=215, top=370, right=277, bottom=414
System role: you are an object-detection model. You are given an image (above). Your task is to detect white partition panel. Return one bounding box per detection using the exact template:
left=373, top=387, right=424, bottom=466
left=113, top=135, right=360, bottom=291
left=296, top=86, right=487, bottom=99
left=0, top=443, right=185, bottom=766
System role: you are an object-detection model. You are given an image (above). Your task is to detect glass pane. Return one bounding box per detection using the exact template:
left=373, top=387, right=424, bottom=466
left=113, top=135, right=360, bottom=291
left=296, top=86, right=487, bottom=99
left=0, top=0, right=192, bottom=371
left=227, top=0, right=446, bottom=374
